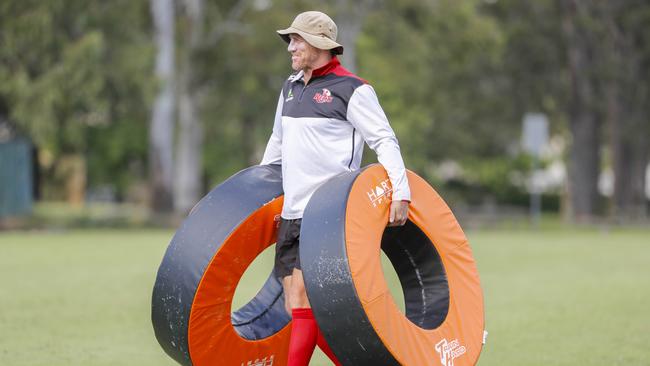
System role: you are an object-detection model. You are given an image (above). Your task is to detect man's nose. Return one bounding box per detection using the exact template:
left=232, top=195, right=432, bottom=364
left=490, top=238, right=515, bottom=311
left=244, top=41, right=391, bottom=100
left=287, top=40, right=296, bottom=52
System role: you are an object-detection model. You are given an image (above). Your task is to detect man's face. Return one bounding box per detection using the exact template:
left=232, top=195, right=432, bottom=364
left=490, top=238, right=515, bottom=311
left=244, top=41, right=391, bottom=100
left=287, top=34, right=320, bottom=71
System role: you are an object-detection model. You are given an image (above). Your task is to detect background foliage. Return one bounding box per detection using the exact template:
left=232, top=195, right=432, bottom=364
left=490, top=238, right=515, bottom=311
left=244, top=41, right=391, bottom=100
left=1, top=0, right=648, bottom=221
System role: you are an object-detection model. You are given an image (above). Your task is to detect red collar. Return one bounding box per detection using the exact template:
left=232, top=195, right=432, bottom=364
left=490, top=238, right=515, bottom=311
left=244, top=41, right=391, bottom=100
left=311, top=56, right=340, bottom=78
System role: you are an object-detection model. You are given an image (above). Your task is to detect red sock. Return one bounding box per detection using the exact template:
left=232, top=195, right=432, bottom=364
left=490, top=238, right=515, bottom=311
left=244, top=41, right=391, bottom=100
left=287, top=308, right=318, bottom=366
left=317, top=328, right=342, bottom=366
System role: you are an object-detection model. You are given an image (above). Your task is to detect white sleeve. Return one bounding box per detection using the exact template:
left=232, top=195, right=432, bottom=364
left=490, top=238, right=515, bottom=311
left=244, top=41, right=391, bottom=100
left=347, top=84, right=411, bottom=201
left=260, top=91, right=283, bottom=165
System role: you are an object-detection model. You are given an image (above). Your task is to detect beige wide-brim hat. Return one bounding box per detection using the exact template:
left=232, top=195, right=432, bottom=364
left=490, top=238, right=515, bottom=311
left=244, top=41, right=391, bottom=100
left=277, top=11, right=344, bottom=55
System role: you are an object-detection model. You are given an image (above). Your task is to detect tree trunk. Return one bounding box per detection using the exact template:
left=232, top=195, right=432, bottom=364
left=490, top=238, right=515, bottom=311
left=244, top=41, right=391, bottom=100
left=611, top=90, right=649, bottom=219
left=240, top=115, right=257, bottom=166
left=561, top=0, right=602, bottom=221
left=604, top=1, right=649, bottom=220
left=149, top=0, right=175, bottom=212
left=612, top=123, right=648, bottom=219
left=334, top=0, right=377, bottom=73
left=174, top=0, right=204, bottom=213
left=60, top=154, right=86, bottom=207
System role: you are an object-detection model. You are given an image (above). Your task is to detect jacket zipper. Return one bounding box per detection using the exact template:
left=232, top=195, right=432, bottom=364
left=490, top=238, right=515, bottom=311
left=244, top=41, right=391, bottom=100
left=347, top=129, right=356, bottom=169
left=298, top=82, right=307, bottom=102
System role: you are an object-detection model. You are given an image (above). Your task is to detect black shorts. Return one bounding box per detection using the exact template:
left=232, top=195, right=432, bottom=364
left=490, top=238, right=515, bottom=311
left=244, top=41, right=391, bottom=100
left=274, top=218, right=301, bottom=279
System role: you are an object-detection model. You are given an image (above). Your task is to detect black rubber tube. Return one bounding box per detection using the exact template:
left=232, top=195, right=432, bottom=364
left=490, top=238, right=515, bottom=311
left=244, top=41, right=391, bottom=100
left=300, top=167, right=401, bottom=365
left=151, top=164, right=289, bottom=366
left=301, top=167, right=451, bottom=365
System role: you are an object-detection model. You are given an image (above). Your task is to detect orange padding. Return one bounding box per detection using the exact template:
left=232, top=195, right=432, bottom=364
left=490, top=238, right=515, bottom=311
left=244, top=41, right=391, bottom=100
left=346, top=166, right=484, bottom=366
left=188, top=197, right=290, bottom=366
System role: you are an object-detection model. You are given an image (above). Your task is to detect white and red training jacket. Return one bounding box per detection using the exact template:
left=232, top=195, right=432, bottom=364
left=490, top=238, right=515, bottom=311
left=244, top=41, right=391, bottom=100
left=261, top=56, right=410, bottom=219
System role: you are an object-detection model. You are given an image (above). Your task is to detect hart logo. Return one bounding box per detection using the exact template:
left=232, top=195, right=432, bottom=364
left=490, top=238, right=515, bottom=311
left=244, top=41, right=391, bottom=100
left=240, top=355, right=274, bottom=366
left=367, top=179, right=392, bottom=207
left=285, top=88, right=294, bottom=102
left=435, top=339, right=466, bottom=366
left=313, top=88, right=333, bottom=103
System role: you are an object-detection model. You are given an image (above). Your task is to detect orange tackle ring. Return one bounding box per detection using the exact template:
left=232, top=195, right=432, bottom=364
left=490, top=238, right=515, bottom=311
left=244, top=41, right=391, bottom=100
left=301, top=164, right=485, bottom=366
left=152, top=165, right=291, bottom=366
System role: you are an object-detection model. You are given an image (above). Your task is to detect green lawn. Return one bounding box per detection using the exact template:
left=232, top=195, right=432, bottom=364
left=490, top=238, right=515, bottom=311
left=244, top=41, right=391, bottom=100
left=0, top=227, right=648, bottom=365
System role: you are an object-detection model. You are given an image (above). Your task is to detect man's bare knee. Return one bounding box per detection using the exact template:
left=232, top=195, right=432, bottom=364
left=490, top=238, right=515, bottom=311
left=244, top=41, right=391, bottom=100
left=282, top=275, right=293, bottom=315
left=289, top=269, right=310, bottom=309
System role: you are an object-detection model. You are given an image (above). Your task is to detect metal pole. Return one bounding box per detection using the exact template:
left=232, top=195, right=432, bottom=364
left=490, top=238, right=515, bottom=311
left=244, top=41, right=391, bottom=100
left=530, top=156, right=541, bottom=227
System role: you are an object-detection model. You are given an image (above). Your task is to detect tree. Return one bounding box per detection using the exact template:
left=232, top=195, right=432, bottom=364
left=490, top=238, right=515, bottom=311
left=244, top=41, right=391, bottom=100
left=359, top=0, right=509, bottom=178
left=560, top=0, right=604, bottom=220
left=174, top=0, right=204, bottom=213
left=1, top=1, right=153, bottom=203
left=486, top=0, right=650, bottom=221
left=333, top=0, right=378, bottom=73
left=150, top=0, right=176, bottom=212
left=603, top=0, right=649, bottom=219
left=173, top=0, right=252, bottom=213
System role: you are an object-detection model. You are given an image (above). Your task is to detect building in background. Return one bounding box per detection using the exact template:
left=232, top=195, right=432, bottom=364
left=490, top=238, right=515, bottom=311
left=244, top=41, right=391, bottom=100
left=0, top=119, right=34, bottom=219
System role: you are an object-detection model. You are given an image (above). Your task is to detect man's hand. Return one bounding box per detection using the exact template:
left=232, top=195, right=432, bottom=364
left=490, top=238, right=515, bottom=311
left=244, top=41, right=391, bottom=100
left=388, top=200, right=409, bottom=227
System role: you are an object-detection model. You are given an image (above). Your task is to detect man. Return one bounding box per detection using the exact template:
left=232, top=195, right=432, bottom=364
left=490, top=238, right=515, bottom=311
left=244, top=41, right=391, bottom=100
left=261, top=11, right=411, bottom=366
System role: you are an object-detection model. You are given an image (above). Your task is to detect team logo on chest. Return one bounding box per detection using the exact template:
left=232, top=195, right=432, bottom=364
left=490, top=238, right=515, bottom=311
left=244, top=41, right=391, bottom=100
left=285, top=88, right=294, bottom=102
left=313, top=88, right=333, bottom=103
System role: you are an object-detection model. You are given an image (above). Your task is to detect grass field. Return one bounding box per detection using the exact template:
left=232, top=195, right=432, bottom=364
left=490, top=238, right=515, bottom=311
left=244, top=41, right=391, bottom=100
left=0, top=226, right=648, bottom=365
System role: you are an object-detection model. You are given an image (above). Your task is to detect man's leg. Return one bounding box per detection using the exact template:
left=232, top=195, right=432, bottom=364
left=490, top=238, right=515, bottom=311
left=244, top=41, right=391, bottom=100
left=317, top=330, right=342, bottom=366
left=276, top=218, right=300, bottom=315
left=287, top=269, right=341, bottom=365
left=288, top=268, right=310, bottom=308
left=282, top=275, right=293, bottom=315
left=287, top=269, right=317, bottom=366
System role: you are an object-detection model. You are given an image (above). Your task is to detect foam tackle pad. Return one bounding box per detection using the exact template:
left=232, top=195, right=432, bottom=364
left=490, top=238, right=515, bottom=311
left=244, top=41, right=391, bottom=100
left=300, top=164, right=485, bottom=366
left=151, top=165, right=291, bottom=366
